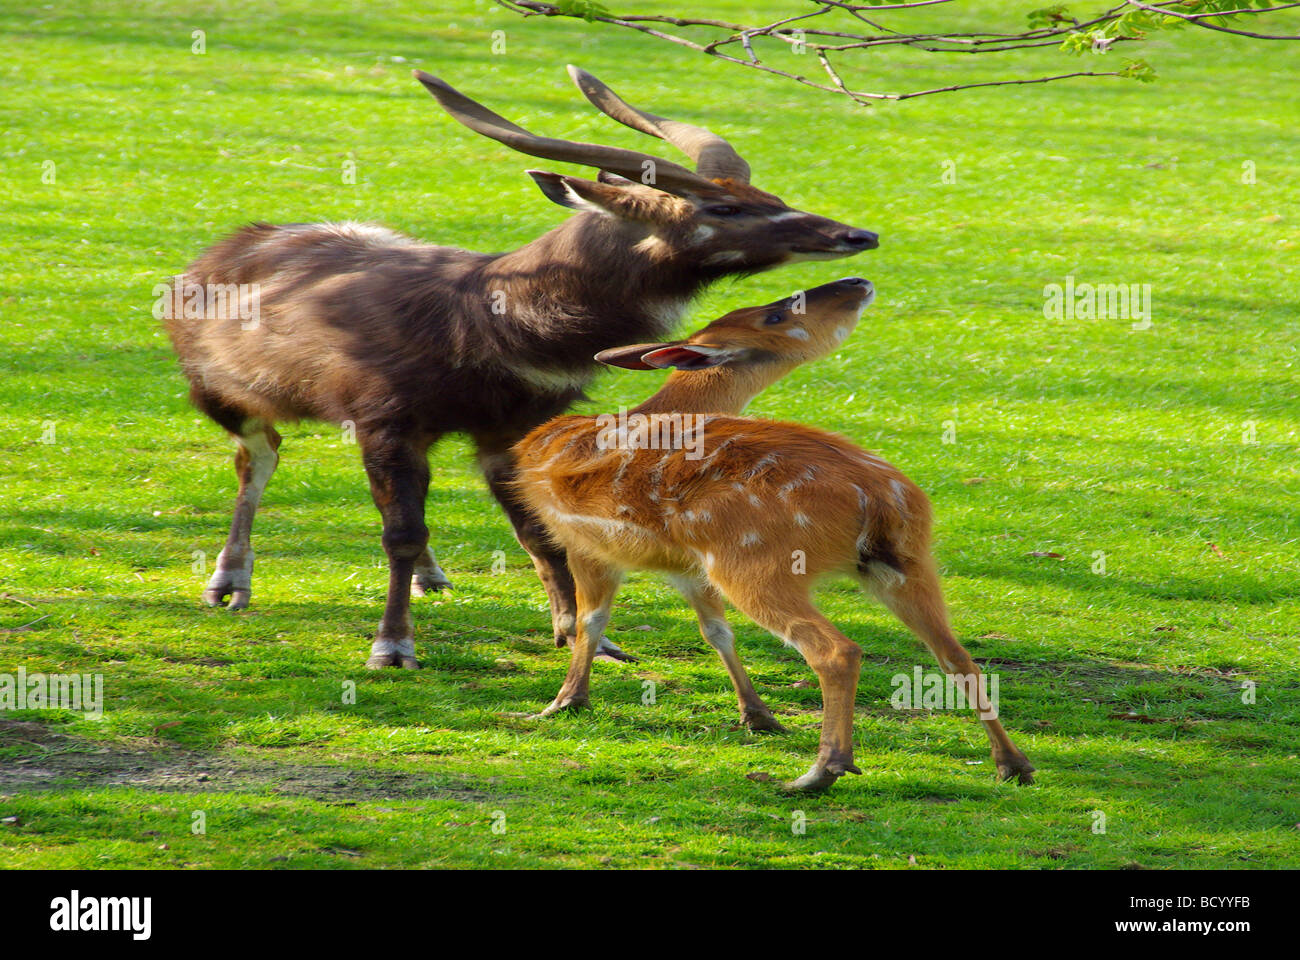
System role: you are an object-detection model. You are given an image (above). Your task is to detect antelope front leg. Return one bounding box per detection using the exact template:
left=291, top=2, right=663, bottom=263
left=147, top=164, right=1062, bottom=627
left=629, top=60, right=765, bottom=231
left=360, top=430, right=432, bottom=670
left=532, top=555, right=623, bottom=718
left=670, top=574, right=785, bottom=733
left=475, top=439, right=637, bottom=663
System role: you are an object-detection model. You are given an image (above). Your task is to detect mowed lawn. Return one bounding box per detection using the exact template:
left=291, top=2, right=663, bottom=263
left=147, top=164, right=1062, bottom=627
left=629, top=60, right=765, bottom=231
left=0, top=0, right=1297, bottom=868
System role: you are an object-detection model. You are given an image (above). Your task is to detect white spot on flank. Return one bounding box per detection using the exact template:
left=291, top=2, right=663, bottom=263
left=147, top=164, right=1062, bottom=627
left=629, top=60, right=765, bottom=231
left=777, top=468, right=817, bottom=498
left=537, top=430, right=590, bottom=471
left=890, top=478, right=908, bottom=512
left=834, top=326, right=851, bottom=342
left=611, top=449, right=635, bottom=493
left=793, top=511, right=810, bottom=527
left=740, top=531, right=762, bottom=547
left=745, top=453, right=779, bottom=478
left=542, top=506, right=654, bottom=540
left=785, top=327, right=810, bottom=340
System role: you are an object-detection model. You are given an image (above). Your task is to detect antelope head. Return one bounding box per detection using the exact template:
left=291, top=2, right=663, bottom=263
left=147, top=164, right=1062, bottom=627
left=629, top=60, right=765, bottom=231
left=414, top=67, right=879, bottom=274
left=592, top=277, right=875, bottom=415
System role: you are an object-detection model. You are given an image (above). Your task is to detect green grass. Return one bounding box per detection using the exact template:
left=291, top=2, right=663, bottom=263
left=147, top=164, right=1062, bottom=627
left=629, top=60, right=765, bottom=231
left=1, top=0, right=1297, bottom=869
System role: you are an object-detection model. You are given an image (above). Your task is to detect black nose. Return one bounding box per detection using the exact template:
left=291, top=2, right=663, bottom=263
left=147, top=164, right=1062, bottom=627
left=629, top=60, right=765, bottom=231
left=841, top=230, right=879, bottom=250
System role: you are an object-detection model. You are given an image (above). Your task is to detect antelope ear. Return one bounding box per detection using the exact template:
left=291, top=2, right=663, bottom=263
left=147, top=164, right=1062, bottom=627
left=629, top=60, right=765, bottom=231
left=594, top=342, right=676, bottom=370
left=527, top=170, right=623, bottom=216
left=640, top=344, right=734, bottom=370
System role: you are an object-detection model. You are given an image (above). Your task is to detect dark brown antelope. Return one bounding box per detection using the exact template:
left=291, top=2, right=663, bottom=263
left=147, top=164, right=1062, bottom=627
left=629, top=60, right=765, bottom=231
left=512, top=278, right=1035, bottom=791
left=162, top=67, right=879, bottom=669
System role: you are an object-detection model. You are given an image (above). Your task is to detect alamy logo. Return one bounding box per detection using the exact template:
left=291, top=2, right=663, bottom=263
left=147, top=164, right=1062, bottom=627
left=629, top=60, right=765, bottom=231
left=50, top=891, right=151, bottom=940
left=890, top=666, right=999, bottom=719
left=594, top=407, right=708, bottom=460
left=0, top=667, right=103, bottom=719
left=152, top=278, right=262, bottom=328
left=1042, top=275, right=1152, bottom=326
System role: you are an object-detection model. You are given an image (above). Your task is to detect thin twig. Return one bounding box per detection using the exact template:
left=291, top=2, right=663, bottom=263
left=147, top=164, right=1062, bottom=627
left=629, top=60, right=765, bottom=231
left=1124, top=0, right=1300, bottom=39
left=0, top=614, right=51, bottom=632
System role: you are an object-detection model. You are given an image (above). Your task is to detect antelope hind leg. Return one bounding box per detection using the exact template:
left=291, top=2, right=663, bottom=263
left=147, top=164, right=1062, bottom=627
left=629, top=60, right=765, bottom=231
left=204, top=420, right=280, bottom=611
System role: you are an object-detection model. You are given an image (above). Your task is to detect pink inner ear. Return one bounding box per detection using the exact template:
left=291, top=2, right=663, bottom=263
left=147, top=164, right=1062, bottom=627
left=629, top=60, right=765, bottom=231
left=641, top=345, right=723, bottom=369
left=594, top=344, right=664, bottom=370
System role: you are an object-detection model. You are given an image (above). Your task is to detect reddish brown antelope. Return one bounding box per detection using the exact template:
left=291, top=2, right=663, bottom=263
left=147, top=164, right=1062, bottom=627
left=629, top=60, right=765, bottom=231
left=513, top=278, right=1035, bottom=791
left=163, top=67, right=878, bottom=669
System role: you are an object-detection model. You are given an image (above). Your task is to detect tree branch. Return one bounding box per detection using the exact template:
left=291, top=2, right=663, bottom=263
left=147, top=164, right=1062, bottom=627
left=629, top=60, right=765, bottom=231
left=496, top=1, right=1298, bottom=102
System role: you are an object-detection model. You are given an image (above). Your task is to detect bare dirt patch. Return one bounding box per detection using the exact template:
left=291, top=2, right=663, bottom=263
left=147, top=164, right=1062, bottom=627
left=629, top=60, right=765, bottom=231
left=0, top=719, right=493, bottom=803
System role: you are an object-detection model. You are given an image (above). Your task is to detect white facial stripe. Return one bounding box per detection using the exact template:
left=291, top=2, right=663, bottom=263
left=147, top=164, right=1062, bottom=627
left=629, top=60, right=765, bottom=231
left=769, top=211, right=813, bottom=222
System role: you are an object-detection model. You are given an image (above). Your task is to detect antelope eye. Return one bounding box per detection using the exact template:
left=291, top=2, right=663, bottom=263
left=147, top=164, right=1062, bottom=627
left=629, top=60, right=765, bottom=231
left=705, top=204, right=742, bottom=217
left=764, top=312, right=784, bottom=325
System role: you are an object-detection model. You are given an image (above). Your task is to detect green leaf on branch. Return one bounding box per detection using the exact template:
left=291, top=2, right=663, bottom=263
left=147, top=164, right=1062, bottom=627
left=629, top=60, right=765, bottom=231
left=1119, top=58, right=1157, bottom=83
left=554, top=0, right=610, bottom=21
left=1027, top=5, right=1071, bottom=29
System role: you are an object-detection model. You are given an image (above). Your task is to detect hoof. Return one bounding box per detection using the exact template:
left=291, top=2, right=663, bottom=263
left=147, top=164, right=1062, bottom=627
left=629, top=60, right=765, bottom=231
left=743, top=709, right=787, bottom=734
left=781, top=770, right=838, bottom=794
left=996, top=753, right=1036, bottom=785
left=594, top=636, right=640, bottom=664
left=531, top=696, right=589, bottom=719
left=364, top=653, right=420, bottom=670
left=781, top=758, right=861, bottom=793
left=203, top=584, right=251, bottom=610
left=411, top=571, right=453, bottom=597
